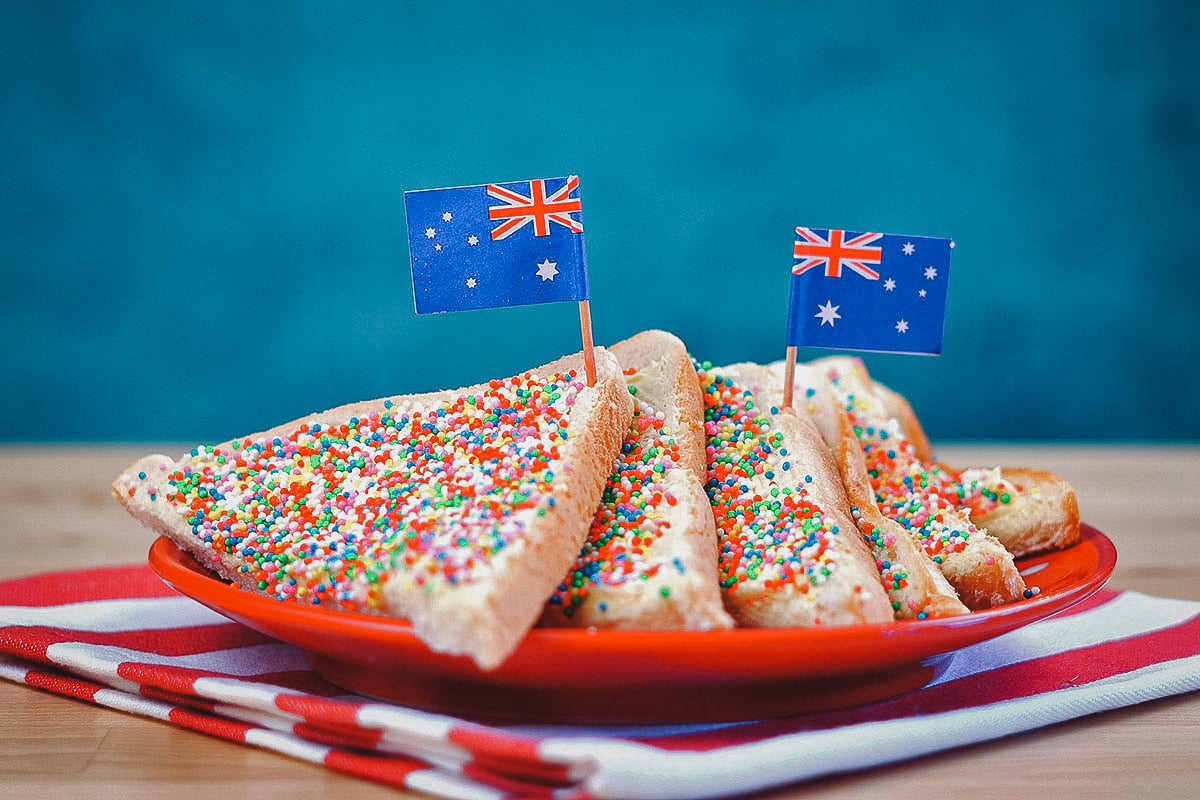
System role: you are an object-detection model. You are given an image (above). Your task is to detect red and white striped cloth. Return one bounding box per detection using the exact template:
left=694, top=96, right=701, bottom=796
left=2, top=564, right=1199, bottom=800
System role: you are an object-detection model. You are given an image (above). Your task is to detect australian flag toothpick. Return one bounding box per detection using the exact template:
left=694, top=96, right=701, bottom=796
left=405, top=176, right=589, bottom=314
left=786, top=227, right=953, bottom=355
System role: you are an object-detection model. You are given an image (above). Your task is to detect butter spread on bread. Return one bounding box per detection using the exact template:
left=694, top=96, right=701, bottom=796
left=113, top=348, right=633, bottom=671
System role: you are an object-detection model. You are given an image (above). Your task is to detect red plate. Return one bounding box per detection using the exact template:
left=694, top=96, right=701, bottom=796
left=148, top=524, right=1116, bottom=724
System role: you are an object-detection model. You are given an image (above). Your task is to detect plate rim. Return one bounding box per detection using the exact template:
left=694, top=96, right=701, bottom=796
left=147, top=524, right=1116, bottom=669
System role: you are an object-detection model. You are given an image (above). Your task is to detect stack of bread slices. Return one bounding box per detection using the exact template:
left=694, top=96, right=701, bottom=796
left=114, top=330, right=1080, bottom=671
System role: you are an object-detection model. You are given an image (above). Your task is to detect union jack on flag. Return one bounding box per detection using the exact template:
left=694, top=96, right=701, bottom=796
left=793, top=227, right=884, bottom=280
left=786, top=227, right=953, bottom=355
left=487, top=176, right=584, bottom=240
left=404, top=175, right=588, bottom=314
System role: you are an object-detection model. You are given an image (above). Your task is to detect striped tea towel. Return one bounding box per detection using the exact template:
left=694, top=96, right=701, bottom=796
left=2, top=564, right=1199, bottom=800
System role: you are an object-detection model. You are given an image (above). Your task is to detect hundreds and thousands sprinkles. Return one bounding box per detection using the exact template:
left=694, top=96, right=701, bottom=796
left=142, top=370, right=587, bottom=611
left=695, top=361, right=841, bottom=597
left=847, top=398, right=976, bottom=564
left=854, top=514, right=918, bottom=616
left=125, top=350, right=1042, bottom=631
left=548, top=368, right=684, bottom=616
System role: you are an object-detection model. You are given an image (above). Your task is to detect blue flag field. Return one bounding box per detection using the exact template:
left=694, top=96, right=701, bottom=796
left=786, top=228, right=953, bottom=355
left=405, top=176, right=589, bottom=314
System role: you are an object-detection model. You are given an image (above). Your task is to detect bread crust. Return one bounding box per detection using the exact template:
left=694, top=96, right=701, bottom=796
left=113, top=348, right=633, bottom=671
left=539, top=330, right=733, bottom=631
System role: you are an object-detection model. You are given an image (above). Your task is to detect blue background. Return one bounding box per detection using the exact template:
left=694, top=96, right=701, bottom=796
left=3, top=1, right=1198, bottom=443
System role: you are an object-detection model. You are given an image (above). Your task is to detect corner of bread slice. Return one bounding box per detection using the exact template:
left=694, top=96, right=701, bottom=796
left=803, top=355, right=871, bottom=388
left=538, top=329, right=733, bottom=631
left=112, top=453, right=187, bottom=542
left=958, top=466, right=1082, bottom=557
left=112, top=452, right=261, bottom=587
left=610, top=329, right=709, bottom=477
left=871, top=379, right=934, bottom=463
left=379, top=346, right=634, bottom=669
left=113, top=453, right=176, bottom=518
left=934, top=510, right=1028, bottom=609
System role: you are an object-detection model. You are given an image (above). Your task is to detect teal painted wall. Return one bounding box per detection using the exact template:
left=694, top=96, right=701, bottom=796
left=3, top=2, right=1198, bottom=442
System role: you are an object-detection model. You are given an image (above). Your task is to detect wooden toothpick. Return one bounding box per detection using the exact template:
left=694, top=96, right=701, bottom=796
left=579, top=300, right=597, bottom=386
left=781, top=345, right=798, bottom=409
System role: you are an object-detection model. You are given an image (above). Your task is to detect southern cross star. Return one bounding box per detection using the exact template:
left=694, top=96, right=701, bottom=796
left=814, top=300, right=841, bottom=327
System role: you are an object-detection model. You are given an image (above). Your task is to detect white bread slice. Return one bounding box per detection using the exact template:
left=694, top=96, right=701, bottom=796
left=539, top=330, right=733, bottom=630
left=113, top=348, right=633, bottom=671
left=697, top=360, right=894, bottom=627
left=729, top=361, right=968, bottom=620
left=802, top=356, right=1027, bottom=609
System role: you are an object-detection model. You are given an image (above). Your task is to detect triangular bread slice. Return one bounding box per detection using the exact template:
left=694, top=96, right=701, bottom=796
left=697, top=360, right=894, bottom=627
left=872, top=380, right=1080, bottom=557
left=540, top=330, right=733, bottom=630
left=801, top=357, right=1027, bottom=609
left=113, top=348, right=633, bottom=671
left=726, top=361, right=968, bottom=620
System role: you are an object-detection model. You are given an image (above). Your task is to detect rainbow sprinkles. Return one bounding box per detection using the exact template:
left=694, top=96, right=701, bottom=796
left=697, top=362, right=840, bottom=605
left=129, top=370, right=588, bottom=612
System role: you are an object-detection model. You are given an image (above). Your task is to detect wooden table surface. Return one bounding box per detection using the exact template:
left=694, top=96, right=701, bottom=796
left=2, top=444, right=1198, bottom=799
